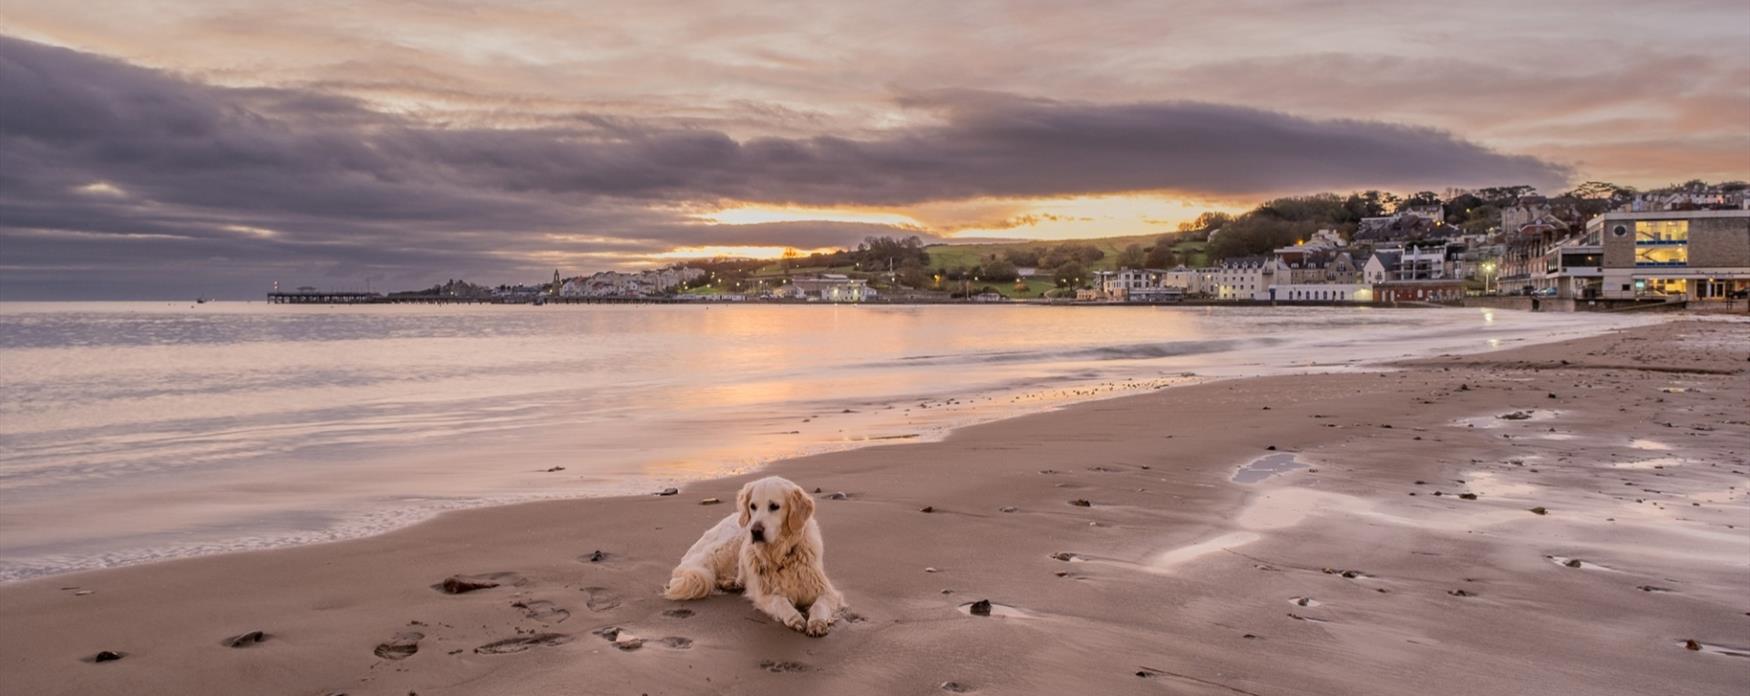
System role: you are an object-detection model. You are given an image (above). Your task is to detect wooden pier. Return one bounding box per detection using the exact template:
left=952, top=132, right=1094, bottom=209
left=266, top=291, right=684, bottom=305
left=266, top=291, right=384, bottom=304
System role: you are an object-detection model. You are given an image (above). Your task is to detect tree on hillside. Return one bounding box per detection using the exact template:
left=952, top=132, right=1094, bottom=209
left=1003, top=248, right=1041, bottom=267
left=1566, top=181, right=1630, bottom=200
left=1116, top=244, right=1146, bottom=269
left=1177, top=211, right=1233, bottom=233
left=1398, top=191, right=1442, bottom=211
left=1343, top=190, right=1396, bottom=220
left=1206, top=216, right=1322, bottom=261
left=1474, top=185, right=1538, bottom=206
left=978, top=258, right=1019, bottom=281
left=1145, top=237, right=1178, bottom=268
left=897, top=258, right=931, bottom=289
left=1053, top=261, right=1088, bottom=288
left=1040, top=242, right=1103, bottom=269
left=855, top=235, right=928, bottom=270
left=1255, top=193, right=1351, bottom=223
left=1443, top=192, right=1485, bottom=221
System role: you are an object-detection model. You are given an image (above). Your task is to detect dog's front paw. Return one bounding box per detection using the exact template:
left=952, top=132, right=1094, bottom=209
left=782, top=613, right=807, bottom=632
left=805, top=617, right=832, bottom=637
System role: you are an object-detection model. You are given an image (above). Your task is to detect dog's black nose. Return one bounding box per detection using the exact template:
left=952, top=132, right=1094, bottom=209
left=749, top=523, right=766, bottom=543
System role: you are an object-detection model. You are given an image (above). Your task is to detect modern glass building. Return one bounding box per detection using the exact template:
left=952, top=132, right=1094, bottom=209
left=1587, top=210, right=1750, bottom=300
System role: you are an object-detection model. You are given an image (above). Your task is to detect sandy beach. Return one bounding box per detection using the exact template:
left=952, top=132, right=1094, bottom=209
left=1, top=317, right=1746, bottom=695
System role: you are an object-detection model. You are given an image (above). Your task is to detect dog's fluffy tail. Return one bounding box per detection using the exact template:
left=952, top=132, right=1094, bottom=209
left=663, top=566, right=713, bottom=601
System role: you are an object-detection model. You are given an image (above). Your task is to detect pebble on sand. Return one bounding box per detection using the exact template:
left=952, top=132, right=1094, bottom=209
left=1529, top=507, right=1549, bottom=515
left=223, top=630, right=267, bottom=648
left=968, top=599, right=992, bottom=616
left=438, top=576, right=501, bottom=594
left=1069, top=499, right=1092, bottom=507
left=700, top=498, right=721, bottom=505
left=920, top=506, right=935, bottom=513
left=89, top=651, right=125, bottom=663
left=656, top=487, right=679, bottom=496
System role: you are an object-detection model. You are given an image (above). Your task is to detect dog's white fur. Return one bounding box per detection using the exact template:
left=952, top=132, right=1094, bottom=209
left=662, top=476, right=846, bottom=636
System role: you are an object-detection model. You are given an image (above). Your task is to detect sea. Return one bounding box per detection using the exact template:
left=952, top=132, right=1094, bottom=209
left=0, top=301, right=1656, bottom=581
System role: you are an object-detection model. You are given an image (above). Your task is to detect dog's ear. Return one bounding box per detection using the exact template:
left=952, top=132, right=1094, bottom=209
left=782, top=484, right=814, bottom=539
left=736, top=482, right=754, bottom=527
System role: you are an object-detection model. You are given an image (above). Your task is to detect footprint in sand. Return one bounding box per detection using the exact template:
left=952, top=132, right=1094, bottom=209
left=374, top=632, right=423, bottom=660
left=759, top=659, right=812, bottom=673
left=512, top=599, right=570, bottom=623
left=581, top=586, right=621, bottom=612
left=656, top=636, right=693, bottom=649
left=662, top=608, right=694, bottom=619
left=474, top=633, right=573, bottom=655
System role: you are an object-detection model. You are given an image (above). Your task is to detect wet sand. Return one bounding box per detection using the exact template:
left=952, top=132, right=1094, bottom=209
left=1, top=318, right=1746, bottom=695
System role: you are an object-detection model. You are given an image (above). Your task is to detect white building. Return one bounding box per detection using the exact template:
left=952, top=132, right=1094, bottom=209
left=1212, top=257, right=1275, bottom=300
left=1093, top=268, right=1167, bottom=300
left=1268, top=283, right=1373, bottom=303
left=789, top=274, right=876, bottom=302
left=1127, top=286, right=1185, bottom=302
left=1162, top=266, right=1216, bottom=296
left=1363, top=251, right=1399, bottom=285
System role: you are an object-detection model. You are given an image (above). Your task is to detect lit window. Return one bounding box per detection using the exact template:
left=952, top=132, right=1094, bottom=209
left=1635, top=246, right=1687, bottom=266
left=1634, top=220, right=1688, bottom=243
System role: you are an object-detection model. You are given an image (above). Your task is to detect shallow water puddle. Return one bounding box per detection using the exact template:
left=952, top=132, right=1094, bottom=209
left=1232, top=452, right=1305, bottom=484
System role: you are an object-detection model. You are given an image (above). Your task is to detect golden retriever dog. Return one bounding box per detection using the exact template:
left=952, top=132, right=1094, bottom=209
left=662, top=476, right=846, bottom=636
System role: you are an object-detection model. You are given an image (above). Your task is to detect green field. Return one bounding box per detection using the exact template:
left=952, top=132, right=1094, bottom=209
left=924, top=233, right=1205, bottom=272
left=730, top=232, right=1207, bottom=299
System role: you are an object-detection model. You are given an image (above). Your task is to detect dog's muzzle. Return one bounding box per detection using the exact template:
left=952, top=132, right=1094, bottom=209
left=749, top=522, right=766, bottom=544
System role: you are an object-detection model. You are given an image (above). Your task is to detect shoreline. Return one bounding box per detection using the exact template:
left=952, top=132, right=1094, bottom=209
left=2, top=319, right=1746, bottom=695
left=0, top=306, right=1659, bottom=584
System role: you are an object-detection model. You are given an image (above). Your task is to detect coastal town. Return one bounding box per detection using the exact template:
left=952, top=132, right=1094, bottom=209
left=270, top=181, right=1750, bottom=311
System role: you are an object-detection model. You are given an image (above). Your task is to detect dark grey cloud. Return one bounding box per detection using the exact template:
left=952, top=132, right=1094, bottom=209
left=1, top=35, right=1569, bottom=298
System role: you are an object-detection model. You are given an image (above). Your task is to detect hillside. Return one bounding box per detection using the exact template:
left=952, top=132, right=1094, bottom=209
left=736, top=231, right=1208, bottom=299
left=924, top=232, right=1207, bottom=272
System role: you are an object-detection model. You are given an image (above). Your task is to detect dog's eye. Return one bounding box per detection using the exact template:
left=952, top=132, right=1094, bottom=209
left=768, top=503, right=780, bottom=512
left=749, top=503, right=756, bottom=510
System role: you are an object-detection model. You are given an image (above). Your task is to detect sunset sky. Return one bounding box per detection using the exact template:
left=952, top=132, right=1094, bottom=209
left=2, top=0, right=1747, bottom=298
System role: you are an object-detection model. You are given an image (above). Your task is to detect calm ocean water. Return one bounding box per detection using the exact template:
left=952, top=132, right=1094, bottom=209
left=0, top=302, right=1652, bottom=581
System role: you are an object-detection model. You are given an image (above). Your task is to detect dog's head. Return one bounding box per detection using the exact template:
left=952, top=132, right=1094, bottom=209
left=736, top=476, right=813, bottom=547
